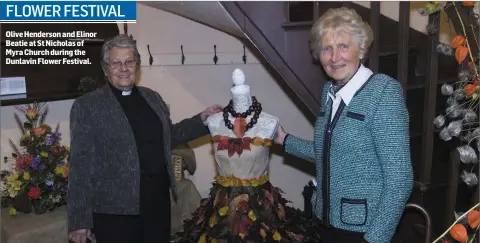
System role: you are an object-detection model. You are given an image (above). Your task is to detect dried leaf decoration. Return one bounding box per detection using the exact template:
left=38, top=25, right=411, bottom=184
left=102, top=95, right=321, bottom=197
left=450, top=224, right=468, bottom=243
left=468, top=209, right=480, bottom=229
left=233, top=117, right=247, bottom=137
left=455, top=46, right=469, bottom=64
left=452, top=35, right=466, bottom=49
left=277, top=204, right=286, bottom=220
left=462, top=1, right=476, bottom=7
left=233, top=194, right=249, bottom=214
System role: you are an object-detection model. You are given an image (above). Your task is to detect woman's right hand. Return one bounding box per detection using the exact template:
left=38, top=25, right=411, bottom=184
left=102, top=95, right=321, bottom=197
left=69, top=229, right=92, bottom=243
left=274, top=124, right=287, bottom=145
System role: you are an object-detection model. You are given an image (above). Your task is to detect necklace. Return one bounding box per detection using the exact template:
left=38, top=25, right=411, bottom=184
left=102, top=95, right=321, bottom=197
left=223, top=96, right=262, bottom=134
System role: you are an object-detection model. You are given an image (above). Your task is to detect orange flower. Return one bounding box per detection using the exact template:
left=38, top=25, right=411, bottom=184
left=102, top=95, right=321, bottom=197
left=450, top=224, right=468, bottom=243
left=462, top=1, right=476, bottom=7
left=32, top=127, right=46, bottom=137
left=468, top=209, right=480, bottom=229
left=455, top=46, right=469, bottom=64
left=464, top=84, right=476, bottom=96
left=25, top=108, right=37, bottom=119
left=452, top=35, right=466, bottom=49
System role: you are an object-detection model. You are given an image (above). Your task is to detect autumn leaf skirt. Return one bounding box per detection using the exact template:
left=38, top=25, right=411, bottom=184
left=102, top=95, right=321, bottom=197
left=173, top=177, right=322, bottom=243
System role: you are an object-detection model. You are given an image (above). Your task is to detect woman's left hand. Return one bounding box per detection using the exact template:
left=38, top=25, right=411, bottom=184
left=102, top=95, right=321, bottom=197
left=200, top=105, right=224, bottom=122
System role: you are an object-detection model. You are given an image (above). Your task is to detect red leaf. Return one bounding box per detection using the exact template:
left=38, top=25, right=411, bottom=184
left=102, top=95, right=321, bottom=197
left=233, top=117, right=247, bottom=137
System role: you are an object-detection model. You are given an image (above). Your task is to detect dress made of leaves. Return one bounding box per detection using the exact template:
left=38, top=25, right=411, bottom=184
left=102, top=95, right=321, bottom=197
left=174, top=135, right=320, bottom=243
left=1, top=103, right=69, bottom=215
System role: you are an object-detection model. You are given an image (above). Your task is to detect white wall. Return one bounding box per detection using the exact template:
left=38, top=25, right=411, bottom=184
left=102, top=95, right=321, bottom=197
left=353, top=1, right=455, bottom=44
left=0, top=4, right=314, bottom=209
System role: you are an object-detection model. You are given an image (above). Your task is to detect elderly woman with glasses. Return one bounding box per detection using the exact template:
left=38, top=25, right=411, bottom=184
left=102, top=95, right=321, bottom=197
left=274, top=7, right=413, bottom=243
left=67, top=34, right=222, bottom=243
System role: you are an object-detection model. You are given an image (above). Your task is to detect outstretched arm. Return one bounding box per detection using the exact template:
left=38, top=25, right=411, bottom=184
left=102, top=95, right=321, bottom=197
left=275, top=124, right=315, bottom=162
left=169, top=113, right=210, bottom=148
left=284, top=135, right=315, bottom=163
left=153, top=92, right=221, bottom=147
left=363, top=80, right=413, bottom=243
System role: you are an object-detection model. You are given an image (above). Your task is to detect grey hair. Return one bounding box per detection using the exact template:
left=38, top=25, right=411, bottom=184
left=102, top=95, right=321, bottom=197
left=310, top=7, right=374, bottom=60
left=101, top=34, right=141, bottom=75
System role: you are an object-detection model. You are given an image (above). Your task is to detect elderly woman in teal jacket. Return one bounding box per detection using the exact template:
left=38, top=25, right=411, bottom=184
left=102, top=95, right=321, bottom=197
left=274, top=7, right=413, bottom=243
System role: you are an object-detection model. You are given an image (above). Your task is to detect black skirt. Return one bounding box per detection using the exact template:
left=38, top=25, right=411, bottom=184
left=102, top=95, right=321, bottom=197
left=92, top=172, right=171, bottom=243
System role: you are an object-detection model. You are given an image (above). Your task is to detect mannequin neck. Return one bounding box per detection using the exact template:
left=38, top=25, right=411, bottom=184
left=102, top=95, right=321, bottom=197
left=231, top=92, right=252, bottom=113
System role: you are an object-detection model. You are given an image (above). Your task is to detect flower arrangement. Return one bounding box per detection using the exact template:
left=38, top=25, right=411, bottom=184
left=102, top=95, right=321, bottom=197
left=0, top=103, right=69, bottom=215
left=420, top=1, right=480, bottom=242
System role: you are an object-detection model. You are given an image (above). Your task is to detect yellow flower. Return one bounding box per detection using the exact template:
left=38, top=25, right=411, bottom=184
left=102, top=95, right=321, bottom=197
left=239, top=233, right=245, bottom=239
left=198, top=233, right=206, bottom=243
left=40, top=152, right=48, bottom=158
left=20, top=133, right=29, bottom=141
left=55, top=165, right=68, bottom=177
left=7, top=181, right=22, bottom=198
left=209, top=215, right=216, bottom=228
left=273, top=231, right=281, bottom=241
left=6, top=172, right=22, bottom=197
left=6, top=172, right=19, bottom=182
left=23, top=172, right=30, bottom=180
left=9, top=207, right=17, bottom=216
left=260, top=229, right=266, bottom=238
left=63, top=146, right=70, bottom=152
left=248, top=210, right=257, bottom=221
left=218, top=206, right=228, bottom=216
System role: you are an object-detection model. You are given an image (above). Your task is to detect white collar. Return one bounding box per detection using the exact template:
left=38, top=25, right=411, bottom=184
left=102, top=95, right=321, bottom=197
left=327, top=64, right=373, bottom=106
left=122, top=90, right=132, bottom=96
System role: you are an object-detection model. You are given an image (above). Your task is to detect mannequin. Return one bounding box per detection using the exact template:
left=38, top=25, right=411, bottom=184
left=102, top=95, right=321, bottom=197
left=175, top=69, right=318, bottom=243
left=207, top=68, right=279, bottom=140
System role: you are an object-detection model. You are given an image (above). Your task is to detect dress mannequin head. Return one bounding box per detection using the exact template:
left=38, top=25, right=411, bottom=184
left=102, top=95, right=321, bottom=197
left=231, top=68, right=252, bottom=113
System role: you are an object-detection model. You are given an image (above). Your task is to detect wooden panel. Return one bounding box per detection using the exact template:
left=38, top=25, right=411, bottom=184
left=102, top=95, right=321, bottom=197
left=236, top=1, right=288, bottom=59
left=420, top=13, right=440, bottom=185
left=397, top=2, right=410, bottom=92
left=287, top=2, right=314, bottom=22
left=285, top=29, right=324, bottom=102
left=368, top=2, right=380, bottom=73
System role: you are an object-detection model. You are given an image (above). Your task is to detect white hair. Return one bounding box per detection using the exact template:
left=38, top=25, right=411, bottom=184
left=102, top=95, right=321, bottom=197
left=310, top=7, right=374, bottom=60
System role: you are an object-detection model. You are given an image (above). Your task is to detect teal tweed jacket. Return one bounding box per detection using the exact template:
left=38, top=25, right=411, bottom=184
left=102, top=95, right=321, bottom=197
left=285, top=74, right=413, bottom=243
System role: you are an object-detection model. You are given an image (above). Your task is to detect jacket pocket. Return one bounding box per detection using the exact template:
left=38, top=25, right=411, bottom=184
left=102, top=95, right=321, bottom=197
left=346, top=111, right=365, bottom=121
left=340, top=198, right=368, bottom=226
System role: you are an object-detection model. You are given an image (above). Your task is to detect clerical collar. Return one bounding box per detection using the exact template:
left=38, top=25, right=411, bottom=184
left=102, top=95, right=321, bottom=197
left=108, top=82, right=137, bottom=97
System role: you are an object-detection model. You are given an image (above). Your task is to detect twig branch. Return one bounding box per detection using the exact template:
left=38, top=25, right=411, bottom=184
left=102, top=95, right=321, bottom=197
left=452, top=2, right=479, bottom=76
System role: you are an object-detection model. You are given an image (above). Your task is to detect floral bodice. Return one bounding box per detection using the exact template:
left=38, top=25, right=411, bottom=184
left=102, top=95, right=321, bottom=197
left=212, top=135, right=272, bottom=179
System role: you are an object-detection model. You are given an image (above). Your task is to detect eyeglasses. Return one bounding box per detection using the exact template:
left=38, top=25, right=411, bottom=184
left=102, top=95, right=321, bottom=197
left=108, top=60, right=137, bottom=69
